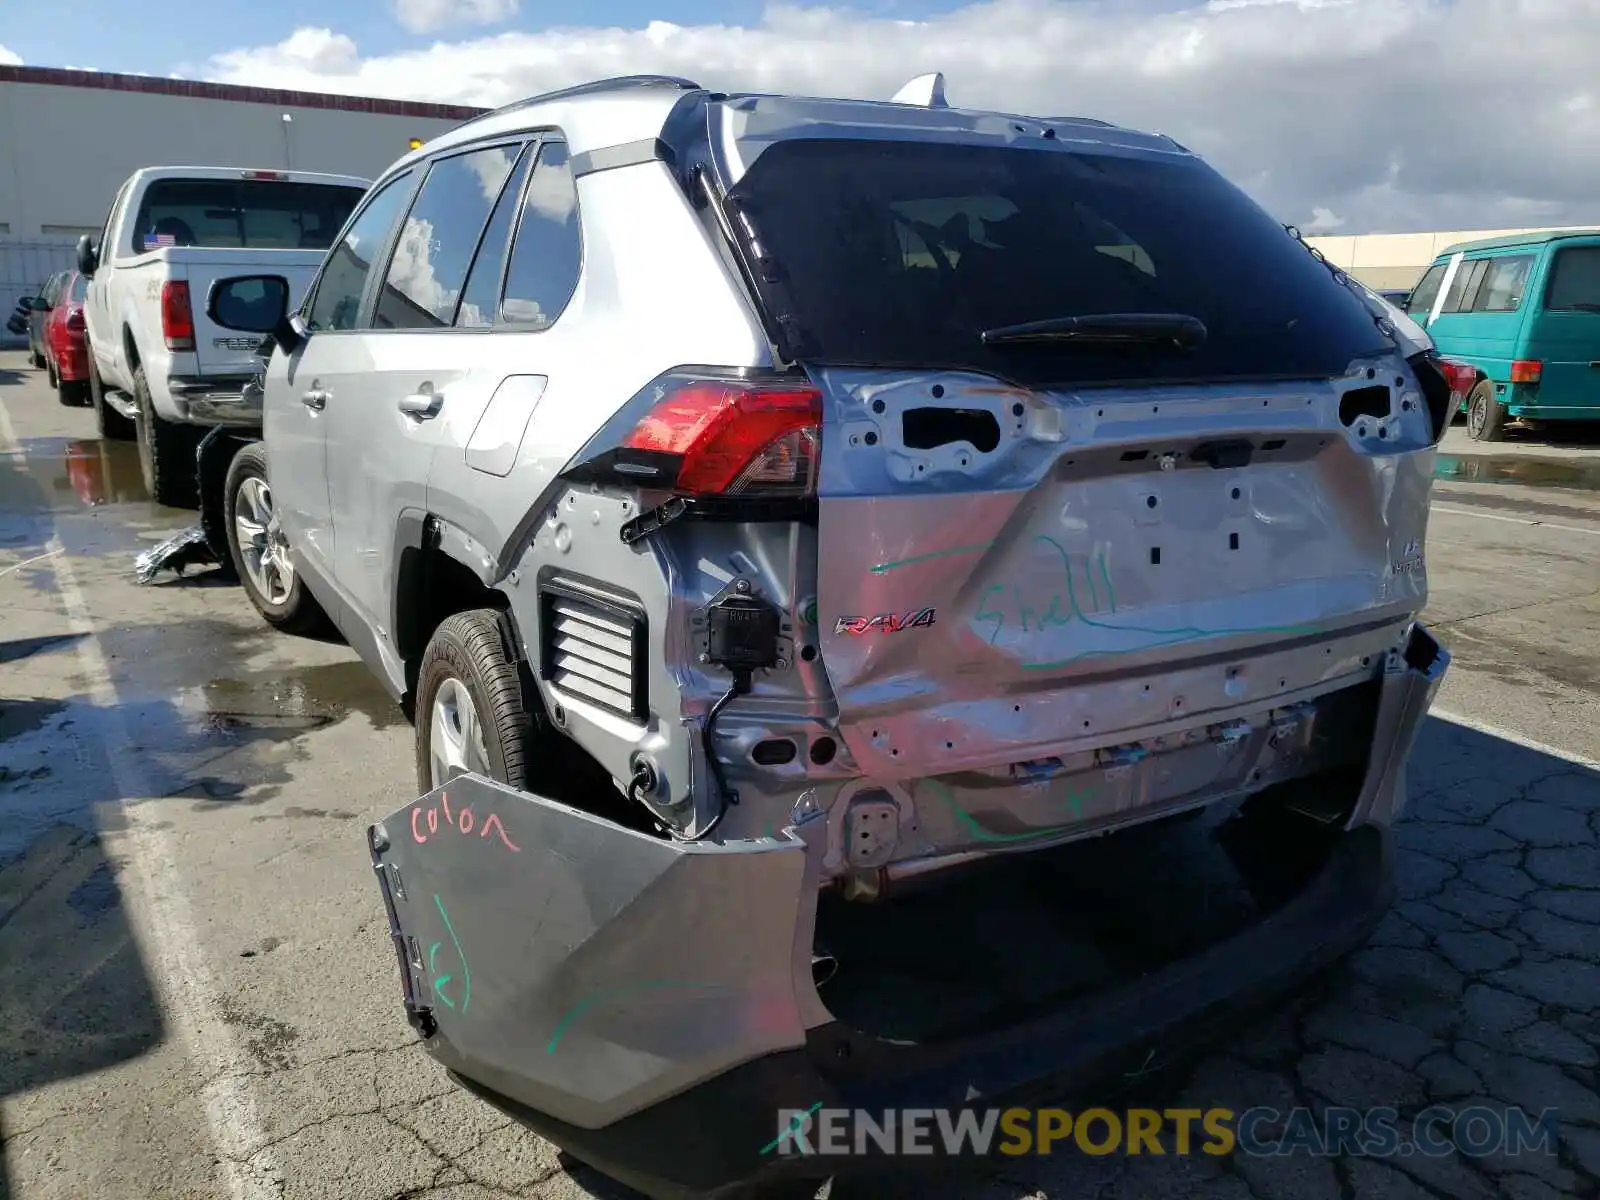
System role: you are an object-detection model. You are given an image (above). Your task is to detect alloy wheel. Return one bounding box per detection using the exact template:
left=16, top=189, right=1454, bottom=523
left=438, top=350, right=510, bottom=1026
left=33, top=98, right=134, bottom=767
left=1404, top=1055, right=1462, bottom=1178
left=233, top=475, right=295, bottom=605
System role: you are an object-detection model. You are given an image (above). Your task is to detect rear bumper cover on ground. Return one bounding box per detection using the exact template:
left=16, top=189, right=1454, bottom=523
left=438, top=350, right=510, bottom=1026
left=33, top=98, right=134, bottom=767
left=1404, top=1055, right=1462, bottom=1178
left=367, top=624, right=1445, bottom=1198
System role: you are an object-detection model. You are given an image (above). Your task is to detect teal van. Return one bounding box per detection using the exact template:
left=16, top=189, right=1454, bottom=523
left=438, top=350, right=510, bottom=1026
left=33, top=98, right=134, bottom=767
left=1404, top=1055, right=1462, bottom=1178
left=1404, top=230, right=1600, bottom=440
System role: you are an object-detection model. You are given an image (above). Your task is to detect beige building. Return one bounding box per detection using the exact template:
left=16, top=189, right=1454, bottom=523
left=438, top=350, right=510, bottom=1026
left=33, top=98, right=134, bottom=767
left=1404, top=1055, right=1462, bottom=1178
left=1304, top=226, right=1600, bottom=293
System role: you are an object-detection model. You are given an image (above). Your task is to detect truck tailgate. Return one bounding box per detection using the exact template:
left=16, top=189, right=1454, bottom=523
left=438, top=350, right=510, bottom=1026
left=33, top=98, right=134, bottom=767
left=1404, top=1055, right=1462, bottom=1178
left=168, top=249, right=325, bottom=375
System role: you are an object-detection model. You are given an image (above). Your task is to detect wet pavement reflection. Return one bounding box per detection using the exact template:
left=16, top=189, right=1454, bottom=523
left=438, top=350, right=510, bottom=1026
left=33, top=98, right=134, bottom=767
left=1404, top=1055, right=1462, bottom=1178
left=1435, top=452, right=1600, bottom=491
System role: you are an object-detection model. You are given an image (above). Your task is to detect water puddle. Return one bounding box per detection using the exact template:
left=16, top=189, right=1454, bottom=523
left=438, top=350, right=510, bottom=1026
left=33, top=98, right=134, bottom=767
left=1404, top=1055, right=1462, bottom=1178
left=1434, top=454, right=1600, bottom=491
left=198, top=660, right=402, bottom=732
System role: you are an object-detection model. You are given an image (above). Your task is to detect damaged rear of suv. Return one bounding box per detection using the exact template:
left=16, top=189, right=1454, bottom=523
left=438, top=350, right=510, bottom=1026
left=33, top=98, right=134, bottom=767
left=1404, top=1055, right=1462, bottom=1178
left=243, top=72, right=1458, bottom=1199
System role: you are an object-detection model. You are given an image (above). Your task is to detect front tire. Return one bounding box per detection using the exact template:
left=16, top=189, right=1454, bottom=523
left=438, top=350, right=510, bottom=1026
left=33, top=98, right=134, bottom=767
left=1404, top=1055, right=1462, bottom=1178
left=413, top=610, right=536, bottom=796
left=134, top=364, right=201, bottom=508
left=1466, top=380, right=1508, bottom=442
left=88, top=351, right=136, bottom=441
left=224, top=441, right=330, bottom=636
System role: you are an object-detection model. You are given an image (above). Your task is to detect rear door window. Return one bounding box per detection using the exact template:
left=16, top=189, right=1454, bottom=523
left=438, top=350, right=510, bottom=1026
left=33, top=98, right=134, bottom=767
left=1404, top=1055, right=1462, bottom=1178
left=498, top=141, right=582, bottom=330
left=724, top=139, right=1385, bottom=386
left=1406, top=263, right=1447, bottom=316
left=1543, top=245, right=1600, bottom=312
left=375, top=142, right=523, bottom=330
left=1471, top=255, right=1533, bottom=312
left=130, top=178, right=366, bottom=252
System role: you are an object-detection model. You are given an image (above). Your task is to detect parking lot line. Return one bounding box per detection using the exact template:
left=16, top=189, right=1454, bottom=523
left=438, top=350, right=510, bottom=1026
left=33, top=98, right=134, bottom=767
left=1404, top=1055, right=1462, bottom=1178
left=1431, top=706, right=1600, bottom=772
left=1430, top=502, right=1600, bottom=537
left=0, top=395, right=279, bottom=1200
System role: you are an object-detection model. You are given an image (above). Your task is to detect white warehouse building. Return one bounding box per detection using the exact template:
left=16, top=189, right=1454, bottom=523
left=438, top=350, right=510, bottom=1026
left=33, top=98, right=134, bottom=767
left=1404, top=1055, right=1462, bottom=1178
left=0, top=65, right=484, bottom=237
left=0, top=65, right=484, bottom=333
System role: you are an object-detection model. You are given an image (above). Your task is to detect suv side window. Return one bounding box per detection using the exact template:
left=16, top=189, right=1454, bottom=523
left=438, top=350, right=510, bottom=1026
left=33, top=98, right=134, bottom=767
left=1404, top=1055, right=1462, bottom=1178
left=499, top=140, right=581, bottom=330
left=455, top=146, right=534, bottom=329
left=1405, top=263, right=1446, bottom=316
left=1470, top=254, right=1533, bottom=313
left=305, top=172, right=415, bottom=333
left=375, top=143, right=523, bottom=330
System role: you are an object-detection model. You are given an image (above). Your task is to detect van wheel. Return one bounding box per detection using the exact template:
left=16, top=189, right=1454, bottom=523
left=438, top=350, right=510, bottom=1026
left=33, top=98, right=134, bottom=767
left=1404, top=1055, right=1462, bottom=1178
left=89, top=353, right=136, bottom=441
left=414, top=610, right=536, bottom=796
left=1466, top=381, right=1507, bottom=442
left=134, top=365, right=201, bottom=508
left=224, top=441, right=331, bottom=636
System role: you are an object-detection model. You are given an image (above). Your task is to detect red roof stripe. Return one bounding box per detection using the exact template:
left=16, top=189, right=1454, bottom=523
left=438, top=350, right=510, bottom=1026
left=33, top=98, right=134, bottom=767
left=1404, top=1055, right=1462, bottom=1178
left=0, top=64, right=489, bottom=122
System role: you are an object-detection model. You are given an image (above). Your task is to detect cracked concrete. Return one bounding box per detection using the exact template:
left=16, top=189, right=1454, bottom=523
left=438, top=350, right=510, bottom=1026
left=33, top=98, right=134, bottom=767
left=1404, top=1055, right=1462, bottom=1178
left=3, top=357, right=1599, bottom=1200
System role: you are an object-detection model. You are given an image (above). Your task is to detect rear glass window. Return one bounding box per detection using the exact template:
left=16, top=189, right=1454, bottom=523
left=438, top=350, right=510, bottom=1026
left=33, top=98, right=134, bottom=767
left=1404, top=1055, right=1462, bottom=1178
left=131, top=178, right=366, bottom=252
left=1544, top=246, right=1600, bottom=312
left=726, top=139, right=1386, bottom=386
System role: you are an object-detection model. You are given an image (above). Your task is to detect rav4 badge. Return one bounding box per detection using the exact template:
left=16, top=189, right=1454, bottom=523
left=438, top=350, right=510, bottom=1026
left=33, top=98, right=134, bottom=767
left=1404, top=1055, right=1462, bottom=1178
left=835, top=608, right=937, bottom=636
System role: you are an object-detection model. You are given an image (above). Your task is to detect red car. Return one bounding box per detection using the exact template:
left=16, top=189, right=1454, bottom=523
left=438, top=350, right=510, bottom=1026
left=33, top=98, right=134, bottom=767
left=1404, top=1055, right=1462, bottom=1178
left=45, top=271, right=92, bottom=407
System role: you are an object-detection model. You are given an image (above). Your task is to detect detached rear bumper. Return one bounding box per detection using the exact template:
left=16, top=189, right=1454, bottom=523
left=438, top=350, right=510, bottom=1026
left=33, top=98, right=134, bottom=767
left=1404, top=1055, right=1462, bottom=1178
left=367, top=625, right=1445, bottom=1200
left=451, top=821, right=1394, bottom=1199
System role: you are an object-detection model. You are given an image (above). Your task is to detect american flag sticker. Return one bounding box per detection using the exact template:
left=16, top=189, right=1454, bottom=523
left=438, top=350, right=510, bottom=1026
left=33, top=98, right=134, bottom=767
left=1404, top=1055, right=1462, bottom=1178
left=143, top=232, right=177, bottom=249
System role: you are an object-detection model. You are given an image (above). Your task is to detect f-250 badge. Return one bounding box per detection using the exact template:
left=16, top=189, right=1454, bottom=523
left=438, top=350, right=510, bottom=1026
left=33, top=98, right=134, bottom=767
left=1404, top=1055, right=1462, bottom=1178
left=835, top=608, right=936, bottom=635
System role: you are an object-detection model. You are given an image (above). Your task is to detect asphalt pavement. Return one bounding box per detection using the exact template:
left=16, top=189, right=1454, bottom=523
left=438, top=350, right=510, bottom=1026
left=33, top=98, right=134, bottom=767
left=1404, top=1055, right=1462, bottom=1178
left=1, top=350, right=1597, bottom=1200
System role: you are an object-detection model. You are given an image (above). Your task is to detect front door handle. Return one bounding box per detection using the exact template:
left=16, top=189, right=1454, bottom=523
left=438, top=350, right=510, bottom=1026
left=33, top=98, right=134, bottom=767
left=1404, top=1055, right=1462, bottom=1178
left=398, top=389, right=443, bottom=420
left=302, top=388, right=327, bottom=410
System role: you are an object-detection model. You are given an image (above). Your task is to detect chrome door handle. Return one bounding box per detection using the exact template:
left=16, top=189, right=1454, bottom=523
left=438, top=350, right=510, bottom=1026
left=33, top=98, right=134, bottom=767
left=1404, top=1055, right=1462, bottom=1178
left=398, top=391, right=443, bottom=419
left=302, top=389, right=327, bottom=410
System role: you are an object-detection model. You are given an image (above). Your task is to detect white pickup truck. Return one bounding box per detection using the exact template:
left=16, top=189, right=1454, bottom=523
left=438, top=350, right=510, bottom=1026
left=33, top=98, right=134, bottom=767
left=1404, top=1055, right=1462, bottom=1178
left=77, top=165, right=371, bottom=507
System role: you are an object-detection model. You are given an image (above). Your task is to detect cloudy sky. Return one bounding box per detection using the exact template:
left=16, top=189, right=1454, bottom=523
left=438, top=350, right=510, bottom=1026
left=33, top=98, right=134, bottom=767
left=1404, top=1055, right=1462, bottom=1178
left=3, top=0, right=1599, bottom=234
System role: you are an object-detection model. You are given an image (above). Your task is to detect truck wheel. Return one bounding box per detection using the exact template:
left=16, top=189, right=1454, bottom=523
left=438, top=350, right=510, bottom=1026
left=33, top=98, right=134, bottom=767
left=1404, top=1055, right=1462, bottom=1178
left=134, top=365, right=201, bottom=508
left=89, top=353, right=136, bottom=441
left=1466, top=381, right=1508, bottom=442
left=224, top=441, right=330, bottom=635
left=414, top=610, right=536, bottom=796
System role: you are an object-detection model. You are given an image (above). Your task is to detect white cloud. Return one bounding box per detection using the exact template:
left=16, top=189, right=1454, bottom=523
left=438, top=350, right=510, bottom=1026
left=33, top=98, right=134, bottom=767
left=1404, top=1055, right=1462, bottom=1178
left=0, top=44, right=22, bottom=66
left=391, top=0, right=518, bottom=35
left=1304, top=207, right=1347, bottom=233
left=201, top=0, right=1600, bottom=234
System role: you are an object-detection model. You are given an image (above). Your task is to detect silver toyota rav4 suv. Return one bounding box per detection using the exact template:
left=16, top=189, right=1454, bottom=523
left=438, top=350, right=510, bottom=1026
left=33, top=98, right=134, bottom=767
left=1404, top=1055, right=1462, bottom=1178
left=210, top=73, right=1453, bottom=1199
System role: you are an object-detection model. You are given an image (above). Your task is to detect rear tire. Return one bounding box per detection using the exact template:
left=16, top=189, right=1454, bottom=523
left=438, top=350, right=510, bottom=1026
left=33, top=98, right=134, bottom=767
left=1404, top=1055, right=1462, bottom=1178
left=224, top=440, right=331, bottom=636
left=31, top=350, right=45, bottom=369
left=413, top=610, right=537, bottom=796
left=89, top=351, right=136, bottom=441
left=46, top=362, right=58, bottom=389
left=59, top=379, right=91, bottom=407
left=133, top=364, right=201, bottom=508
left=1466, top=380, right=1507, bottom=442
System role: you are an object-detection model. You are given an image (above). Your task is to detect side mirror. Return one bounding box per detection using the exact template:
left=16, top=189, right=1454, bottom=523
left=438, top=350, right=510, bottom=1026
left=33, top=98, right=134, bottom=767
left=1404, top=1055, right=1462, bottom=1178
left=76, top=235, right=99, bottom=279
left=207, top=274, right=292, bottom=333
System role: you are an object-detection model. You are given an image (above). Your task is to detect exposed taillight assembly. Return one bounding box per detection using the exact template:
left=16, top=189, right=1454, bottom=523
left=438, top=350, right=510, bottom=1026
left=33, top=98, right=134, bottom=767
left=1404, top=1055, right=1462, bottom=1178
left=161, top=281, right=195, bottom=351
left=1438, top=359, right=1476, bottom=397
left=65, top=310, right=85, bottom=332
left=1510, top=359, right=1542, bottom=385
left=616, top=377, right=822, bottom=498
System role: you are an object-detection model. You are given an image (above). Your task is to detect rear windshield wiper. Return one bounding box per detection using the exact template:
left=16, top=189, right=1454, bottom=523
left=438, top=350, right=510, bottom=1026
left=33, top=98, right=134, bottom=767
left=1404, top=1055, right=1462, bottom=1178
left=980, top=312, right=1207, bottom=350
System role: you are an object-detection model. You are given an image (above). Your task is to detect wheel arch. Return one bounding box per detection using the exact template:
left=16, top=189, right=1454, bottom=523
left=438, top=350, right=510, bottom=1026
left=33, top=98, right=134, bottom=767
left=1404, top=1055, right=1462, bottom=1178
left=393, top=513, right=522, bottom=706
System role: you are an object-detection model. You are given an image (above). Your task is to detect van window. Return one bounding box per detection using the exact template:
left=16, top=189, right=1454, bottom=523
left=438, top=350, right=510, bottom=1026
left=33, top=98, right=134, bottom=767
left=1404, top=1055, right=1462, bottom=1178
left=1441, top=259, right=1488, bottom=314
left=1472, top=255, right=1533, bottom=312
left=1406, top=263, right=1447, bottom=315
left=1544, top=246, right=1600, bottom=312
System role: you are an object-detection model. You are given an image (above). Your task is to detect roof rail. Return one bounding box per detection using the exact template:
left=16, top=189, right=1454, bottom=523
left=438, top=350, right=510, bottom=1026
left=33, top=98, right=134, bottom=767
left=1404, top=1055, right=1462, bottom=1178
left=454, top=75, right=703, bottom=131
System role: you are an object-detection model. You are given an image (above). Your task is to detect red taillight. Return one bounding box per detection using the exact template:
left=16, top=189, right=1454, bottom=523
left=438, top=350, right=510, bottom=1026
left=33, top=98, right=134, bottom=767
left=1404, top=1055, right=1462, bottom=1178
left=1439, top=360, right=1476, bottom=395
left=242, top=170, right=289, bottom=181
left=161, top=281, right=195, bottom=351
left=65, top=309, right=85, bottom=332
left=1510, top=359, right=1542, bottom=385
left=623, top=380, right=822, bottom=497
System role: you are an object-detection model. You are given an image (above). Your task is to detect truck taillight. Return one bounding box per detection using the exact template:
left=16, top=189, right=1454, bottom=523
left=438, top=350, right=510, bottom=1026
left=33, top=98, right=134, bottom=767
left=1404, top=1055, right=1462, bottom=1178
left=242, top=170, right=289, bottom=181
left=621, top=380, right=822, bottom=497
left=1510, top=359, right=1542, bottom=384
left=161, top=281, right=195, bottom=351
